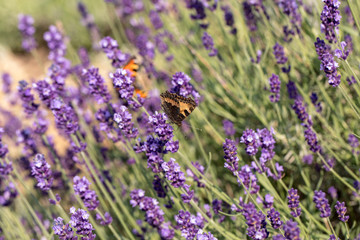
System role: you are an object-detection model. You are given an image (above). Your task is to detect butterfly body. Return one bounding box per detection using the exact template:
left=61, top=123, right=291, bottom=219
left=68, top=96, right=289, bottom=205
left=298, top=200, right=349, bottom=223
left=160, top=91, right=197, bottom=126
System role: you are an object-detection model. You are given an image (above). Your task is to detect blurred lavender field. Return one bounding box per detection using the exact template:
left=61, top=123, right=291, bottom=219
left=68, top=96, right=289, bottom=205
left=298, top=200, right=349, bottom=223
left=0, top=0, right=360, bottom=239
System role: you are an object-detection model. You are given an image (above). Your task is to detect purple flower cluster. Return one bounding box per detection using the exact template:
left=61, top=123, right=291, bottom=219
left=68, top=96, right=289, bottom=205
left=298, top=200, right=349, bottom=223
left=196, top=230, right=217, bottom=240
left=73, top=176, right=99, bottom=211
left=110, top=68, right=143, bottom=109
left=348, top=134, right=359, bottom=154
left=149, top=10, right=163, bottom=30
left=314, top=37, right=341, bottom=87
left=31, top=154, right=53, bottom=191
left=130, top=189, right=174, bottom=239
left=273, top=43, right=288, bottom=64
left=100, top=36, right=131, bottom=68
left=241, top=202, right=268, bottom=239
left=184, top=0, right=208, bottom=28
left=0, top=128, right=8, bottom=159
left=262, top=194, right=274, bottom=209
left=1, top=73, right=11, bottom=94
left=223, top=139, right=239, bottom=174
left=347, top=76, right=356, bottom=86
left=53, top=217, right=76, bottom=240
left=287, top=188, right=302, bottom=217
left=69, top=207, right=96, bottom=239
left=320, top=0, right=341, bottom=43
left=313, top=190, right=331, bottom=218
left=242, top=1, right=258, bottom=32
left=186, top=161, right=205, bottom=188
left=240, top=129, right=260, bottom=156
left=161, top=158, right=186, bottom=188
left=283, top=220, right=300, bottom=240
left=221, top=5, right=237, bottom=35
left=82, top=67, right=111, bottom=104
left=277, top=0, right=302, bottom=41
left=222, top=119, right=235, bottom=136
left=33, top=80, right=55, bottom=108
left=335, top=40, right=351, bottom=60
left=174, top=209, right=206, bottom=240
left=237, top=165, right=260, bottom=194
left=114, top=106, right=138, bottom=138
left=334, top=201, right=349, bottom=222
left=50, top=98, right=79, bottom=134
left=96, top=212, right=113, bottom=226
left=304, top=126, right=321, bottom=153
left=268, top=74, right=281, bottom=102
left=291, top=98, right=309, bottom=123
left=202, top=32, right=218, bottom=57
left=0, top=181, right=18, bottom=206
left=287, top=80, right=299, bottom=99
left=18, top=14, right=37, bottom=51
left=171, top=72, right=200, bottom=104
left=43, top=25, right=70, bottom=65
left=17, top=80, right=39, bottom=116
left=267, top=208, right=283, bottom=229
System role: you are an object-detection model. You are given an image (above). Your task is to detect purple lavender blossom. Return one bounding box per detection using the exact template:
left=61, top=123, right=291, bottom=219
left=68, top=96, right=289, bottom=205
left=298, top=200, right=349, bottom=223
left=69, top=207, right=96, bottom=239
left=277, top=0, right=302, bottom=40
left=185, top=0, right=208, bottom=28
left=273, top=43, right=288, bottom=64
left=347, top=76, right=356, bottom=86
left=314, top=37, right=341, bottom=87
left=33, top=80, right=55, bottom=108
left=291, top=98, right=309, bottom=123
left=114, top=106, right=138, bottom=138
left=237, top=165, right=260, bottom=194
left=320, top=0, right=341, bottom=43
left=243, top=1, right=258, bottom=32
left=149, top=10, right=163, bottom=30
left=0, top=182, right=18, bottom=206
left=16, top=128, right=38, bottom=156
left=348, top=134, right=359, bottom=150
left=53, top=217, right=76, bottom=240
left=304, top=126, right=321, bottom=153
left=268, top=74, right=281, bottom=102
left=267, top=208, right=283, bottom=229
left=110, top=68, right=135, bottom=100
left=43, top=25, right=68, bottom=63
left=171, top=72, right=200, bottom=104
left=283, top=220, right=300, bottom=240
left=130, top=189, right=174, bottom=239
left=161, top=158, right=186, bottom=188
left=77, top=1, right=100, bottom=49
left=175, top=210, right=204, bottom=240
left=335, top=41, right=350, bottom=60
left=186, top=162, right=205, bottom=188
left=17, top=80, right=39, bottom=116
left=334, top=201, right=349, bottom=222
left=153, top=175, right=167, bottom=198
left=287, top=188, right=302, bottom=217
left=273, top=234, right=286, bottom=240
left=50, top=98, right=79, bottom=134
left=202, top=32, right=218, bottom=57
left=287, top=80, right=299, bottom=99
left=221, top=5, right=237, bottom=34
left=1, top=73, right=12, bottom=94
left=241, top=202, right=268, bottom=239
left=96, top=212, right=113, bottom=225
left=0, top=128, right=8, bottom=159
left=136, top=34, right=155, bottom=59
left=73, top=176, right=99, bottom=211
left=100, top=36, right=131, bottom=68
left=33, top=112, right=49, bottom=135
left=223, top=139, right=239, bottom=174
left=196, top=230, right=218, bottom=240
left=18, top=14, right=37, bottom=51
left=302, top=154, right=313, bottom=165
left=328, top=186, right=337, bottom=199
left=313, top=190, right=331, bottom=218
left=240, top=129, right=260, bottom=156
left=263, top=194, right=274, bottom=209
left=31, top=154, right=53, bottom=191
left=223, top=120, right=235, bottom=136
left=82, top=67, right=111, bottom=104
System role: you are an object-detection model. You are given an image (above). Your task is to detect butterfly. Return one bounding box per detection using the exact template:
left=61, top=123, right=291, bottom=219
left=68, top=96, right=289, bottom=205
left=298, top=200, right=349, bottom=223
left=122, top=57, right=148, bottom=98
left=160, top=91, right=197, bottom=126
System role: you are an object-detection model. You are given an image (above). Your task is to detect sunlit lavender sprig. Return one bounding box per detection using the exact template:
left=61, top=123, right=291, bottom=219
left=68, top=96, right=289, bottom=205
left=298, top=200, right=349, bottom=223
left=313, top=190, right=331, bottom=218
left=241, top=202, right=268, bottom=239
left=242, top=1, right=259, bottom=32
left=334, top=201, right=349, bottom=222
left=77, top=1, right=100, bottom=49
left=69, top=207, right=96, bottom=239
left=0, top=128, right=9, bottom=160
left=320, top=0, right=341, bottom=43
left=202, top=32, right=218, bottom=57
left=130, top=189, right=175, bottom=239
left=283, top=220, right=300, bottom=239
left=113, top=106, right=138, bottom=138
left=18, top=80, right=39, bottom=116
left=82, top=67, right=111, bottom=104
left=186, top=161, right=205, bottom=188
left=314, top=37, right=341, bottom=87
left=0, top=181, right=18, bottom=207
left=73, top=176, right=99, bottom=211
left=53, top=217, right=76, bottom=239
left=184, top=0, right=208, bottom=28
left=223, top=139, right=239, bottom=174
left=96, top=212, right=113, bottom=226
left=50, top=98, right=79, bottom=134
left=223, top=120, right=235, bottom=136
left=267, top=208, right=283, bottom=229
left=288, top=188, right=302, bottom=217
left=268, top=74, right=281, bottom=102
left=174, top=209, right=207, bottom=240
left=33, top=79, right=55, bottom=108
left=238, top=165, right=260, bottom=194
left=171, top=72, right=200, bottom=104
left=276, top=0, right=302, bottom=41
left=149, top=10, right=163, bottom=30
left=18, top=14, right=37, bottom=51
left=100, top=36, right=131, bottom=68
left=310, top=92, right=322, bottom=113
left=240, top=129, right=260, bottom=156
left=31, top=154, right=53, bottom=191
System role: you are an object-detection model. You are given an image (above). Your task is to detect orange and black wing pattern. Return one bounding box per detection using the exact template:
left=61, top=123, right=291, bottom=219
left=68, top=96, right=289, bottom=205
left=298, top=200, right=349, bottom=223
left=123, top=57, right=139, bottom=78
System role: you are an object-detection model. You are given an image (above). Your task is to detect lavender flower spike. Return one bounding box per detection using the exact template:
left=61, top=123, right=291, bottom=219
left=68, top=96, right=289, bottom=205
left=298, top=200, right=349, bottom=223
left=69, top=207, right=96, bottom=239
left=335, top=201, right=349, bottom=222
left=268, top=74, right=281, bottom=103
left=31, top=154, right=53, bottom=191
left=18, top=14, right=37, bottom=51
left=313, top=190, right=331, bottom=218
left=320, top=0, right=341, bottom=43
left=223, top=138, right=239, bottom=174
left=202, top=32, right=218, bottom=57
left=73, top=176, right=99, bottom=211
